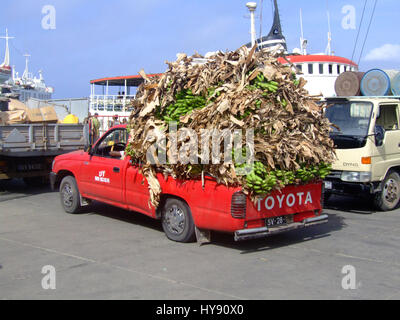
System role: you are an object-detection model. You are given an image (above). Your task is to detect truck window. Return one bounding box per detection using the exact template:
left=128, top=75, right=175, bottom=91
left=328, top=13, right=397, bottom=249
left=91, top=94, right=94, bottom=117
left=325, top=101, right=373, bottom=149
left=326, top=102, right=373, bottom=136
left=93, top=129, right=128, bottom=158
left=376, top=105, right=399, bottom=131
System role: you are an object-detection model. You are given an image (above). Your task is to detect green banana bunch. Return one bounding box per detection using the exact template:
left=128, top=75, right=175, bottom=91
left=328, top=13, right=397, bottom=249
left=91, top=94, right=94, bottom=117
left=296, top=167, right=314, bottom=182
left=161, top=89, right=207, bottom=123
left=246, top=162, right=278, bottom=194
left=245, top=161, right=332, bottom=195
left=252, top=73, right=280, bottom=93
left=316, top=163, right=332, bottom=179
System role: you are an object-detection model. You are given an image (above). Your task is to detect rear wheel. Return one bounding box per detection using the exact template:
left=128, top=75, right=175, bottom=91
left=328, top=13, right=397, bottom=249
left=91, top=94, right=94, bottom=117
left=374, top=171, right=400, bottom=211
left=59, top=176, right=82, bottom=214
left=161, top=198, right=195, bottom=243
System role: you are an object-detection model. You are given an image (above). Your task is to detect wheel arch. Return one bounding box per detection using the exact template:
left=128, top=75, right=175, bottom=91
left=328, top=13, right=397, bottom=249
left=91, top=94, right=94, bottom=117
left=54, top=170, right=76, bottom=190
left=386, top=166, right=400, bottom=176
left=156, top=193, right=191, bottom=220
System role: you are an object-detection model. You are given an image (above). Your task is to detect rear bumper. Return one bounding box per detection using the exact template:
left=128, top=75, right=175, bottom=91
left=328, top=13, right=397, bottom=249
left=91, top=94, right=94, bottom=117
left=234, top=214, right=328, bottom=241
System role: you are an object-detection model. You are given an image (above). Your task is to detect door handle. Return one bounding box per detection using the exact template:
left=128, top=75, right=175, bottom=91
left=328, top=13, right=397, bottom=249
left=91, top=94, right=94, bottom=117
left=113, top=167, right=120, bottom=173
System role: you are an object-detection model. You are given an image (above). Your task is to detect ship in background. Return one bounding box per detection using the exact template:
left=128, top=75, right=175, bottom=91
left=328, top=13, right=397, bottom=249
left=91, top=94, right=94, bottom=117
left=0, top=29, right=54, bottom=102
left=245, top=0, right=358, bottom=97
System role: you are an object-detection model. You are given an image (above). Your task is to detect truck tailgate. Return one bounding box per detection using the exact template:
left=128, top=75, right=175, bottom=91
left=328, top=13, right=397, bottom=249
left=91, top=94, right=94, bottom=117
left=247, top=182, right=323, bottom=219
left=234, top=182, right=326, bottom=241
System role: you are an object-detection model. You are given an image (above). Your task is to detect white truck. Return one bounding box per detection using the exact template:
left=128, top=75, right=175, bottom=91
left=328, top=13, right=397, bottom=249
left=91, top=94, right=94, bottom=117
left=324, top=96, right=400, bottom=211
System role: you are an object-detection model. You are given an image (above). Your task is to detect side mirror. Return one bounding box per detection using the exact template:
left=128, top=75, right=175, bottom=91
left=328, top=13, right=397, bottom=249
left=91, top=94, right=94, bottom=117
left=375, top=125, right=385, bottom=147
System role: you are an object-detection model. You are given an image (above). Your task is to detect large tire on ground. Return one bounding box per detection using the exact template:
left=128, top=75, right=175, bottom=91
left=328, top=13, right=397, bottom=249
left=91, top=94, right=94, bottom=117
left=161, top=198, right=196, bottom=243
left=59, top=176, right=82, bottom=214
left=374, top=171, right=400, bottom=211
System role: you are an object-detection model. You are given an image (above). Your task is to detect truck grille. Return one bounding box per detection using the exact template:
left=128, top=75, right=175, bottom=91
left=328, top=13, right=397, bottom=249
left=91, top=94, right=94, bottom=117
left=327, top=170, right=342, bottom=179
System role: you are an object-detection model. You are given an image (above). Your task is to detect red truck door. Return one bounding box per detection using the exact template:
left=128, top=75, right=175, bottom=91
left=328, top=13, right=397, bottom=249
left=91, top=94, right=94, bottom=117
left=125, top=159, right=154, bottom=217
left=79, top=128, right=127, bottom=204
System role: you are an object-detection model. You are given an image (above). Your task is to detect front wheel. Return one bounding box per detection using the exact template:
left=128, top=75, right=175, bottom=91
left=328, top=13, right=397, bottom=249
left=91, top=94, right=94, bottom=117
left=59, top=176, right=82, bottom=214
left=374, top=171, right=400, bottom=211
left=161, top=198, right=196, bottom=243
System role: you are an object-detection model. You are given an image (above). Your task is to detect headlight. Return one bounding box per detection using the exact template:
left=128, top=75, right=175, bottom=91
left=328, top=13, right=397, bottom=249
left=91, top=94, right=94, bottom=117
left=51, top=159, right=55, bottom=171
left=341, top=171, right=371, bottom=183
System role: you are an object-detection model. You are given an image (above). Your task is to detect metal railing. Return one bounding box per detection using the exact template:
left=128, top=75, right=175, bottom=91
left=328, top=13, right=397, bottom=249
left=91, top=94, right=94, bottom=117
left=90, top=95, right=136, bottom=113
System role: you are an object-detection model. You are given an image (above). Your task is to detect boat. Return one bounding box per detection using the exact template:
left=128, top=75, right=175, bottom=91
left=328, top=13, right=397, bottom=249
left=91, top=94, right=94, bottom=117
left=245, top=0, right=358, bottom=97
left=0, top=29, right=54, bottom=102
left=89, top=74, right=161, bottom=134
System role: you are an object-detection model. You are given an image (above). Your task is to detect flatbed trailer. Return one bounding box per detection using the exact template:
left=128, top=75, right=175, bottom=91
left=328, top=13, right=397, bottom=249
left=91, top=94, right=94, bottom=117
left=0, top=123, right=88, bottom=182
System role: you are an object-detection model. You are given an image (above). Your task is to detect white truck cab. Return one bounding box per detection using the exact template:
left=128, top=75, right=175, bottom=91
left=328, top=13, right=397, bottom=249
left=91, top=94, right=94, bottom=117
left=324, top=96, right=400, bottom=211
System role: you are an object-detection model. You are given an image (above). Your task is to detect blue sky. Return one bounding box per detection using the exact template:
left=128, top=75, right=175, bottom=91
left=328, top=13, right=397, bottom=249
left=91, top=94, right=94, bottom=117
left=1, top=0, right=399, bottom=99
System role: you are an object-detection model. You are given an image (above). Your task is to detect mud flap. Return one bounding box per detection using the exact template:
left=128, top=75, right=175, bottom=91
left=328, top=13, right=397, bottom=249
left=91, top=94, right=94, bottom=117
left=195, top=227, right=211, bottom=245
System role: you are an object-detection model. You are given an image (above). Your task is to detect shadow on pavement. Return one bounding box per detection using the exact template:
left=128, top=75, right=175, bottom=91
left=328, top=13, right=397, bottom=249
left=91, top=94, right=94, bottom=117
left=324, top=194, right=376, bottom=214
left=84, top=200, right=347, bottom=254
left=0, top=178, right=52, bottom=201
left=208, top=213, right=346, bottom=254
left=86, top=201, right=164, bottom=233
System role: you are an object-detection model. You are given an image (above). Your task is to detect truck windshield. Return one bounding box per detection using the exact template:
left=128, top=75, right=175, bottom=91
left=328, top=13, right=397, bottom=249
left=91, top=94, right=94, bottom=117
left=325, top=101, right=373, bottom=149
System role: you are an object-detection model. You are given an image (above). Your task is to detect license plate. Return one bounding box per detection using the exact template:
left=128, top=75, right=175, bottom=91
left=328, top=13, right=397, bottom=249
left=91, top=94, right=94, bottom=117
left=266, top=216, right=287, bottom=227
left=324, top=181, right=332, bottom=190
left=17, top=163, right=43, bottom=172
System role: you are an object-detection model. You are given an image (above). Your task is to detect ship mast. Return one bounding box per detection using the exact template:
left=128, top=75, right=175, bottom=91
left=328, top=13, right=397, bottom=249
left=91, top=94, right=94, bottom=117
left=325, top=1, right=333, bottom=56
left=299, top=8, right=308, bottom=55
left=246, top=2, right=257, bottom=47
left=22, top=53, right=31, bottom=80
left=0, top=28, right=14, bottom=67
left=245, top=0, right=287, bottom=52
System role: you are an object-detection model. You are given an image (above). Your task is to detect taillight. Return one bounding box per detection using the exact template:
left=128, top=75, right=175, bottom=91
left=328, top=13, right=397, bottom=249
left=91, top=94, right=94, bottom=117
left=231, top=191, right=247, bottom=219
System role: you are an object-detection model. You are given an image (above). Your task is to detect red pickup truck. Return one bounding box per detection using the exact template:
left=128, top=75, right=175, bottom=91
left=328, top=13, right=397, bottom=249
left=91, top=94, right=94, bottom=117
left=50, top=125, right=328, bottom=243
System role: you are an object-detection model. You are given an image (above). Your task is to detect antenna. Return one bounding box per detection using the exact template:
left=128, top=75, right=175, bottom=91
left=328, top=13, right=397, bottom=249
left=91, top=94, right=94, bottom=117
left=259, top=0, right=264, bottom=39
left=246, top=2, right=257, bottom=47
left=325, top=1, right=333, bottom=55
left=22, top=53, right=31, bottom=79
left=0, top=28, right=14, bottom=67
left=299, top=8, right=308, bottom=55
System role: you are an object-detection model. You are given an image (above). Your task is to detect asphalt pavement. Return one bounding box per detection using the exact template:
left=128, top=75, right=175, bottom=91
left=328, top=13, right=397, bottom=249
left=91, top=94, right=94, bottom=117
left=0, top=179, right=399, bottom=300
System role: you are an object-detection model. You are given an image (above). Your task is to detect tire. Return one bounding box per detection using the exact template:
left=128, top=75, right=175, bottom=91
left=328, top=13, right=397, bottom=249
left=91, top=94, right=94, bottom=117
left=374, top=171, right=400, bottom=211
left=59, top=176, right=82, bottom=214
left=161, top=198, right=196, bottom=243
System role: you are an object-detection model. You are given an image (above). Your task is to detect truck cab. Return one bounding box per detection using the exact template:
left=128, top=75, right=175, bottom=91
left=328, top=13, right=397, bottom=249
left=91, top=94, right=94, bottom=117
left=324, top=96, right=400, bottom=210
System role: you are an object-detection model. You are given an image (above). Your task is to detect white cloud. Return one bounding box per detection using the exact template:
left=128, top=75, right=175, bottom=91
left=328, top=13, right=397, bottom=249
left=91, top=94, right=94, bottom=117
left=364, top=44, right=400, bottom=61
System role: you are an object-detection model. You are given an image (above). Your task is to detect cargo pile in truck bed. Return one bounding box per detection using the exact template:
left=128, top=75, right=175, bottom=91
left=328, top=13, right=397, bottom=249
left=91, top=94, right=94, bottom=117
left=126, top=46, right=335, bottom=207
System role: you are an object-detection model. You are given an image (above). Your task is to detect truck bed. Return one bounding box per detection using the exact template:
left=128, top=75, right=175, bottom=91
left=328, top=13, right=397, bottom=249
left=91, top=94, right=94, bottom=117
left=0, top=123, right=88, bottom=157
